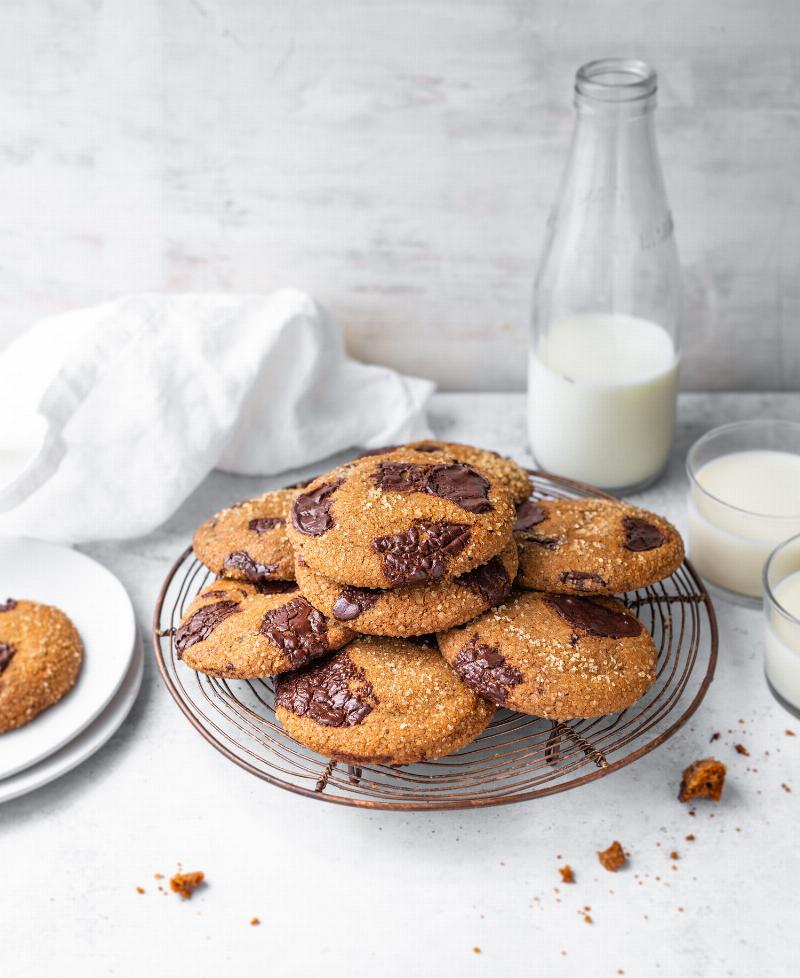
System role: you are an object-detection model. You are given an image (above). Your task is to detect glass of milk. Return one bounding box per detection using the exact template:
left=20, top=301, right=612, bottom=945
left=530, top=59, right=681, bottom=492
left=764, top=533, right=800, bottom=718
left=687, top=420, right=800, bottom=606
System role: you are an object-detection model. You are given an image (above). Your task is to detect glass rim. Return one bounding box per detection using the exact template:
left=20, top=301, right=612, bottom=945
left=575, top=58, right=657, bottom=103
left=686, top=419, right=800, bottom=520
left=764, top=531, right=800, bottom=626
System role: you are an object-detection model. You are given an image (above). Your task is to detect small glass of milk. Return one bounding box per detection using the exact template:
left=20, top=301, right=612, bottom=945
left=687, top=420, right=800, bottom=605
left=764, top=533, right=800, bottom=718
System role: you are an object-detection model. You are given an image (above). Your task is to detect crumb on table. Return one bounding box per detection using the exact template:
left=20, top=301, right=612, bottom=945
left=170, top=870, right=205, bottom=900
left=734, top=743, right=749, bottom=756
left=678, top=758, right=726, bottom=803
left=250, top=917, right=261, bottom=926
left=597, top=841, right=626, bottom=872
left=559, top=865, right=575, bottom=884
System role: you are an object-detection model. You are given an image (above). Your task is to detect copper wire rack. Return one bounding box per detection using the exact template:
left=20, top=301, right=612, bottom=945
left=152, top=471, right=718, bottom=811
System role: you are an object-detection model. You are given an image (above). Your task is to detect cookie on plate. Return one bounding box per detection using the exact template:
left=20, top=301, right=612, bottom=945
left=295, top=540, right=518, bottom=636
left=514, top=497, right=684, bottom=595
left=0, top=598, right=83, bottom=734
left=361, top=441, right=532, bottom=505
left=175, top=579, right=353, bottom=678
left=286, top=456, right=515, bottom=588
left=437, top=591, right=657, bottom=719
left=193, top=488, right=298, bottom=583
left=274, top=636, right=495, bottom=764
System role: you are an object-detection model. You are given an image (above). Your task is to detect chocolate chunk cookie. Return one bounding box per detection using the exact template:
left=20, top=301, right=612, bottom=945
left=362, top=441, right=532, bottom=505
left=0, top=599, right=83, bottom=733
left=294, top=540, right=518, bottom=637
left=193, top=488, right=298, bottom=583
left=175, top=579, right=353, bottom=678
left=286, top=455, right=515, bottom=588
left=515, top=497, right=684, bottom=595
left=274, top=636, right=495, bottom=764
left=437, top=591, right=657, bottom=719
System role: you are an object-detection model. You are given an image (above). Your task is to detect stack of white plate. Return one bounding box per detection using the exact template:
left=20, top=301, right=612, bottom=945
left=0, top=537, right=142, bottom=804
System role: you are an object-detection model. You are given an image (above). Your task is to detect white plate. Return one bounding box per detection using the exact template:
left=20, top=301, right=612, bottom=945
left=0, top=632, right=143, bottom=803
left=0, top=536, right=136, bottom=779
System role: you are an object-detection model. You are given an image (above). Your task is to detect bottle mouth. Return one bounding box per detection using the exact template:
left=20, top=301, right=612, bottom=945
left=575, top=58, right=657, bottom=103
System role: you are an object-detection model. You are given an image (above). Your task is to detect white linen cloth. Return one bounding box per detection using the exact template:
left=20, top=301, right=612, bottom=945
left=0, top=290, right=433, bottom=543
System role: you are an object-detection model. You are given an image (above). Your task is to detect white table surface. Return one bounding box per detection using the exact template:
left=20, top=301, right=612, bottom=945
left=3, top=392, right=799, bottom=978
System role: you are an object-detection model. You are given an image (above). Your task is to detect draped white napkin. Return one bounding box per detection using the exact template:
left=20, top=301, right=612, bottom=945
left=0, top=290, right=433, bottom=542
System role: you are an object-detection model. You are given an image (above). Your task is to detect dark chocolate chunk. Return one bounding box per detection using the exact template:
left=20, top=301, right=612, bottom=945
left=452, top=636, right=522, bottom=705
left=175, top=601, right=241, bottom=658
left=0, top=643, right=16, bottom=674
left=260, top=596, right=330, bottom=669
left=373, top=462, right=428, bottom=493
left=275, top=652, right=377, bottom=727
left=255, top=580, right=299, bottom=595
left=291, top=481, right=343, bottom=536
left=332, top=585, right=382, bottom=622
left=372, top=520, right=471, bottom=585
left=559, top=570, right=608, bottom=591
left=456, top=556, right=511, bottom=607
left=0, top=598, right=17, bottom=613
left=222, top=551, right=278, bottom=582
left=424, top=463, right=493, bottom=513
left=545, top=594, right=643, bottom=638
left=514, top=501, right=548, bottom=532
left=248, top=516, right=285, bottom=533
left=623, top=516, right=667, bottom=552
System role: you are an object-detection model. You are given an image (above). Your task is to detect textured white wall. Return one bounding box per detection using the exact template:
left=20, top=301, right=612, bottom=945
left=0, top=0, right=798, bottom=391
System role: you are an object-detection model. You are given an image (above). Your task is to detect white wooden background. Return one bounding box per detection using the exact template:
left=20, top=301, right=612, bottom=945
left=0, top=0, right=798, bottom=391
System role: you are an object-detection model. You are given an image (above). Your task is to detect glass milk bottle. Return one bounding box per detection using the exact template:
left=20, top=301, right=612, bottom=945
left=529, top=59, right=681, bottom=492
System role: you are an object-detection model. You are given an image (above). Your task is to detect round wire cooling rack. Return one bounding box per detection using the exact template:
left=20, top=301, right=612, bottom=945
left=152, top=471, right=718, bottom=811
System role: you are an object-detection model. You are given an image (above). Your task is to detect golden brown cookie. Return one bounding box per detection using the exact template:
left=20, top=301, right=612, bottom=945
left=286, top=455, right=515, bottom=588
left=175, top=579, right=353, bottom=678
left=361, top=441, right=532, bottom=505
left=0, top=598, right=83, bottom=733
left=294, top=540, right=518, bottom=637
left=514, top=497, right=684, bottom=595
left=192, top=488, right=298, bottom=583
left=437, top=591, right=657, bottom=719
left=274, top=636, right=495, bottom=764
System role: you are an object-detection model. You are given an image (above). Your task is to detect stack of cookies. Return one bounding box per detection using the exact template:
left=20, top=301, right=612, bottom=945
left=179, top=440, right=684, bottom=766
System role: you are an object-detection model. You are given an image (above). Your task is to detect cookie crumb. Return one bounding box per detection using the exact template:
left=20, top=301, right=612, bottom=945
left=781, top=783, right=791, bottom=793
left=135, top=886, right=145, bottom=894
left=472, top=947, right=481, bottom=955
left=559, top=865, right=575, bottom=884
left=583, top=914, right=592, bottom=924
left=154, top=873, right=164, bottom=880
left=170, top=870, right=205, bottom=900
left=669, top=851, right=679, bottom=860
left=250, top=917, right=261, bottom=926
left=786, top=729, right=795, bottom=736
left=597, top=841, right=626, bottom=872
left=734, top=743, right=749, bottom=756
left=710, top=732, right=720, bottom=741
left=678, top=758, right=726, bottom=802
left=685, top=834, right=695, bottom=841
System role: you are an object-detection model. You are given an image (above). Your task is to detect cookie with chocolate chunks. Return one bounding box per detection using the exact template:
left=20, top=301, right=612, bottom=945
left=274, top=636, right=494, bottom=764
left=286, top=454, right=515, bottom=588
left=0, top=599, right=83, bottom=734
left=294, top=540, right=518, bottom=637
left=515, top=497, right=683, bottom=595
left=193, top=488, right=299, bottom=584
left=437, top=590, right=657, bottom=719
left=361, top=441, right=532, bottom=505
left=175, top=579, right=353, bottom=678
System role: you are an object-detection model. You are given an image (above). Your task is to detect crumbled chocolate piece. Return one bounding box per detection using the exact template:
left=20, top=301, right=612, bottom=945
left=254, top=580, right=299, bottom=595
left=452, top=636, right=522, bottom=705
left=372, top=520, right=470, bottom=585
left=175, top=601, right=241, bottom=658
left=514, top=501, right=548, bottom=531
left=678, top=757, right=726, bottom=803
left=558, top=570, right=609, bottom=591
left=222, top=551, right=278, bottom=582
left=260, top=596, right=330, bottom=669
left=291, top=481, right=343, bottom=536
left=332, top=585, right=382, bottom=622
left=456, top=556, right=511, bottom=607
left=597, top=841, right=627, bottom=872
left=0, top=599, right=17, bottom=613
left=275, top=652, right=377, bottom=727
left=622, top=516, right=666, bottom=552
left=0, top=643, right=16, bottom=674
left=545, top=594, right=643, bottom=638
left=248, top=517, right=285, bottom=533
